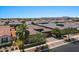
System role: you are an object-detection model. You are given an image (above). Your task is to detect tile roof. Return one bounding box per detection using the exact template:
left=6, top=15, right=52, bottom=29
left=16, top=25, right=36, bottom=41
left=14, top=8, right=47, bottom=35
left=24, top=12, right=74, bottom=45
left=0, top=26, right=11, bottom=36
left=27, top=25, right=51, bottom=35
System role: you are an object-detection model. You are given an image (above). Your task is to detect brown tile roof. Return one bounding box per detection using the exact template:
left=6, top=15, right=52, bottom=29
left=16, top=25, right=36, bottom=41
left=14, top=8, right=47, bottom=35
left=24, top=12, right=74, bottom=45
left=27, top=25, right=51, bottom=35
left=0, top=26, right=11, bottom=36
left=33, top=20, right=49, bottom=24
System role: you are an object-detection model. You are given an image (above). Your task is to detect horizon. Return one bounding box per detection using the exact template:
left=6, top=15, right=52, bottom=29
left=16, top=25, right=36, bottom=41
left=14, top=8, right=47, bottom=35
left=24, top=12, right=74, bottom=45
left=0, top=16, right=79, bottom=19
left=0, top=6, right=79, bottom=18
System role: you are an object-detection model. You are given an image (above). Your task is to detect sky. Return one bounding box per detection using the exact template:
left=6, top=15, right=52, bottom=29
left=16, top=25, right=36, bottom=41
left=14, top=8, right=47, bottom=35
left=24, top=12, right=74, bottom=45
left=0, top=6, right=79, bottom=18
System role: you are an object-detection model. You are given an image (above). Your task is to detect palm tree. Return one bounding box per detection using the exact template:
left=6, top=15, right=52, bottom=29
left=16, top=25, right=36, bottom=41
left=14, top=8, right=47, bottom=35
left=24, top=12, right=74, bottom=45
left=16, top=24, right=29, bottom=52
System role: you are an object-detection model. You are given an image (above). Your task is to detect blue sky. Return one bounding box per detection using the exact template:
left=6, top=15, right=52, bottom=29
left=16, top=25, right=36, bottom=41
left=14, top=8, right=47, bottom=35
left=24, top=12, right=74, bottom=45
left=0, top=6, right=79, bottom=18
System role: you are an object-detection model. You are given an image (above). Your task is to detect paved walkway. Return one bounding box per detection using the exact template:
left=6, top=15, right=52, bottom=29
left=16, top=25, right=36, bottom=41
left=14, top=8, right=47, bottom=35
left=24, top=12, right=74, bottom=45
left=24, top=39, right=66, bottom=52
left=70, top=34, right=79, bottom=39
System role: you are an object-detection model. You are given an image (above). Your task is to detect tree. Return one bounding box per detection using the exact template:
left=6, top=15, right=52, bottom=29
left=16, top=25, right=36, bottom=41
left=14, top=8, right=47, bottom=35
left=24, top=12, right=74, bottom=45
left=30, top=33, right=46, bottom=43
left=52, top=27, right=79, bottom=40
left=16, top=24, right=29, bottom=52
left=51, top=28, right=63, bottom=39
left=63, top=28, right=79, bottom=41
left=4, top=21, right=9, bottom=25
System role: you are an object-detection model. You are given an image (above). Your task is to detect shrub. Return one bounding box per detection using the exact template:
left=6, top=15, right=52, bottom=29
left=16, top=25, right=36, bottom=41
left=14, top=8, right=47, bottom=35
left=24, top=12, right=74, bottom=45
left=24, top=41, right=46, bottom=48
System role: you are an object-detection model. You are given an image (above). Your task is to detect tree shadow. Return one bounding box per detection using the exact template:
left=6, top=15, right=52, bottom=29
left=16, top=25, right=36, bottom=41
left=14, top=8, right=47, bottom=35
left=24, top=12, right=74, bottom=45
left=35, top=45, right=49, bottom=52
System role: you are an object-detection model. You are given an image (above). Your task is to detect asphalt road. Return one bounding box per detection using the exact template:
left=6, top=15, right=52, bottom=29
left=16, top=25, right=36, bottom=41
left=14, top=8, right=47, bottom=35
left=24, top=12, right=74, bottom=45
left=50, top=41, right=79, bottom=52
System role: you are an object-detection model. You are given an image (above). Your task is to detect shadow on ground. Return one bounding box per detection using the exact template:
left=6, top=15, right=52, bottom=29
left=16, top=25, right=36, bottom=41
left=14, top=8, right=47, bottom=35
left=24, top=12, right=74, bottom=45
left=34, top=45, right=50, bottom=52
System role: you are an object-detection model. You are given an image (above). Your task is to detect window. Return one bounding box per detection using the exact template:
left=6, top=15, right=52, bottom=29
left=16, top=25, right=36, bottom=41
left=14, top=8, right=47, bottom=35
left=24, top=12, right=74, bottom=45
left=1, top=37, right=8, bottom=43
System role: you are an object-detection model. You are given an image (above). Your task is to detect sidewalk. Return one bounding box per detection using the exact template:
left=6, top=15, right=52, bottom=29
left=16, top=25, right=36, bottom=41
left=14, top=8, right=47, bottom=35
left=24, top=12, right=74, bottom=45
left=24, top=39, right=67, bottom=52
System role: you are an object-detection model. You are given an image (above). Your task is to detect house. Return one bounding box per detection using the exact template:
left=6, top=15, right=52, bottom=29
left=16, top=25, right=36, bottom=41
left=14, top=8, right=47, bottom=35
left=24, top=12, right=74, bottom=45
left=10, top=27, right=16, bottom=39
left=27, top=25, right=51, bottom=37
left=0, top=26, right=12, bottom=47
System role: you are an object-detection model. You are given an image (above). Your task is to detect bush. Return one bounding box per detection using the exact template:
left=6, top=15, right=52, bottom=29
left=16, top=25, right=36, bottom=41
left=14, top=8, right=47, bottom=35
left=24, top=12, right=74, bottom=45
left=29, top=33, right=46, bottom=43
left=24, top=41, right=46, bottom=48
